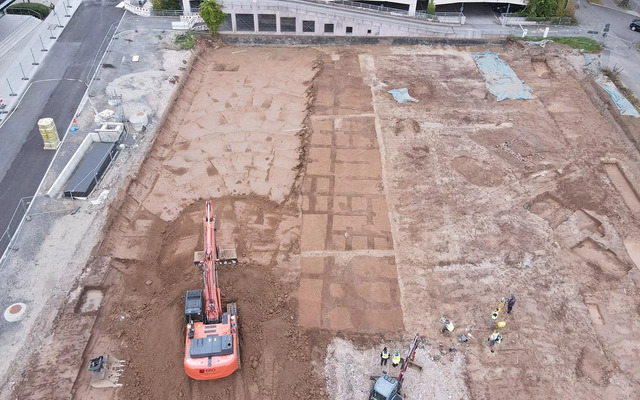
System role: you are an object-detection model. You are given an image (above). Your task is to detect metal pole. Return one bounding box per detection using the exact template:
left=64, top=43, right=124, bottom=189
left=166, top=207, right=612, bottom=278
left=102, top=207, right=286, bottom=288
left=19, top=63, right=29, bottom=80
left=7, top=79, right=17, bottom=96
left=30, top=48, right=39, bottom=65
left=39, top=35, right=48, bottom=52
left=49, top=27, right=57, bottom=40
left=55, top=12, right=64, bottom=27
left=66, top=0, right=72, bottom=8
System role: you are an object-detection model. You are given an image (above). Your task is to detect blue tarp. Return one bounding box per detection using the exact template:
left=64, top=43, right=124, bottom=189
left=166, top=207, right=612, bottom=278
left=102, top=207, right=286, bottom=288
left=388, top=88, right=419, bottom=103
left=472, top=51, right=534, bottom=102
left=599, top=83, right=640, bottom=117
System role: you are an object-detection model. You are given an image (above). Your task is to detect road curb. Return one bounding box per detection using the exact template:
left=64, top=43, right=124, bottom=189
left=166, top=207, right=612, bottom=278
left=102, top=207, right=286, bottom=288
left=586, top=1, right=640, bottom=17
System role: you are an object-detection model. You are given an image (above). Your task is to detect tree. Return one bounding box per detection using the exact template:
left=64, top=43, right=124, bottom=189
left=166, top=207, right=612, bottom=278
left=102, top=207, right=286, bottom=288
left=427, top=0, right=436, bottom=14
left=151, top=0, right=180, bottom=10
left=200, top=0, right=226, bottom=35
left=520, top=0, right=558, bottom=18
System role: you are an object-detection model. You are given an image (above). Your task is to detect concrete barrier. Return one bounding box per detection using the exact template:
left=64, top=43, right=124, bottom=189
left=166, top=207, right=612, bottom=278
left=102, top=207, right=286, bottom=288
left=221, top=34, right=507, bottom=46
left=123, top=2, right=151, bottom=16
left=47, top=128, right=122, bottom=197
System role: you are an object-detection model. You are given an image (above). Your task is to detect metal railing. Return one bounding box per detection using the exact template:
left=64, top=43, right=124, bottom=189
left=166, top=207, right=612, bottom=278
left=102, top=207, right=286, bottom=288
left=150, top=9, right=185, bottom=16
left=414, top=10, right=438, bottom=21
left=6, top=7, right=46, bottom=19
left=86, top=21, right=119, bottom=93
left=0, top=196, right=33, bottom=264
left=327, top=0, right=409, bottom=14
left=500, top=13, right=575, bottom=26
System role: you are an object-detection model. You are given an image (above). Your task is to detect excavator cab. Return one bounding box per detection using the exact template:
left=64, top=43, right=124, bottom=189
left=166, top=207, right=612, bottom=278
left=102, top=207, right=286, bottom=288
left=370, top=334, right=420, bottom=400
left=371, top=373, right=402, bottom=400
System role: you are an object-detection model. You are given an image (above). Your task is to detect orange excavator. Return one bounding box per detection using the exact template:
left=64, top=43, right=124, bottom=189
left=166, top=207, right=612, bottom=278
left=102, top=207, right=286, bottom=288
left=183, top=201, right=240, bottom=380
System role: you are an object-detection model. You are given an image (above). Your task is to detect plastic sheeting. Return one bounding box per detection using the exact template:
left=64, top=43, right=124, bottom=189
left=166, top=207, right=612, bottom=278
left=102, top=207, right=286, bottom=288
left=599, top=82, right=640, bottom=118
left=388, top=88, right=419, bottom=103
left=472, top=51, right=534, bottom=102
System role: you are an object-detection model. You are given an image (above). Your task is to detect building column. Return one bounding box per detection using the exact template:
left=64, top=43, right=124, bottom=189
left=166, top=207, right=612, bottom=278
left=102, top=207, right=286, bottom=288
left=408, top=0, right=417, bottom=16
left=182, top=0, right=191, bottom=16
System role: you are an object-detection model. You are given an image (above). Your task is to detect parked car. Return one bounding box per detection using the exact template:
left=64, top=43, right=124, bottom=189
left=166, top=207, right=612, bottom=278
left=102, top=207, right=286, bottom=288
left=631, top=19, right=640, bottom=31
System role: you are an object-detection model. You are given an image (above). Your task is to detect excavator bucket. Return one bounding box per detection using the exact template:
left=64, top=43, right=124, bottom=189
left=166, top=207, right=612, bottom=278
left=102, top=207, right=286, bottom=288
left=88, top=354, right=125, bottom=388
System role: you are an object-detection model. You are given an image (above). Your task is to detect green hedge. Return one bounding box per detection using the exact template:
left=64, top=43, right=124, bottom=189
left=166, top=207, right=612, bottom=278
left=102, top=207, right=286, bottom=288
left=7, top=2, right=51, bottom=19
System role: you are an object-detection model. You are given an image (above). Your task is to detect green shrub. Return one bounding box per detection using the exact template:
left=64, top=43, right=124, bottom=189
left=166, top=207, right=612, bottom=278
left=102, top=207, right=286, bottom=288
left=175, top=31, right=198, bottom=49
left=519, top=0, right=559, bottom=18
left=151, top=0, right=180, bottom=11
left=515, top=36, right=601, bottom=52
left=427, top=0, right=436, bottom=14
left=199, top=0, right=226, bottom=35
left=553, top=36, right=601, bottom=52
left=7, top=2, right=51, bottom=19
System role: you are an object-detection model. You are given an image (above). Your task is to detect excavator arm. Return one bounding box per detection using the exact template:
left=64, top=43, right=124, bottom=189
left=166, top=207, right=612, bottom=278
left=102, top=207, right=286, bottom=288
left=202, top=201, right=222, bottom=322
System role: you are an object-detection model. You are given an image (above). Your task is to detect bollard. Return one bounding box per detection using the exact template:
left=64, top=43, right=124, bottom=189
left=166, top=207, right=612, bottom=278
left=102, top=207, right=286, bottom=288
left=39, top=35, right=48, bottom=52
left=19, top=63, right=29, bottom=81
left=7, top=79, right=17, bottom=96
left=543, top=27, right=549, bottom=39
left=30, top=49, right=39, bottom=66
left=55, top=13, right=64, bottom=28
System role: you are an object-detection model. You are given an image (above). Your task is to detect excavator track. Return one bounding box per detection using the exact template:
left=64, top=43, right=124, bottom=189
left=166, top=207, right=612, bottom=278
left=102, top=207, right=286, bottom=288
left=227, top=302, right=241, bottom=370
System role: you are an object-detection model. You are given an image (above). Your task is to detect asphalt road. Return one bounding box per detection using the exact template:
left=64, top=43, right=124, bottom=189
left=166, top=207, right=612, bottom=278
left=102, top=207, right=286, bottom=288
left=0, top=0, right=124, bottom=252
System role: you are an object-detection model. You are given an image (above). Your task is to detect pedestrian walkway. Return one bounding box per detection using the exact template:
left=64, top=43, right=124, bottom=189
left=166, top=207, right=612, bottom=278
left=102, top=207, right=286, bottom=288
left=0, top=15, right=41, bottom=57
left=595, top=0, right=640, bottom=17
left=0, top=15, right=41, bottom=71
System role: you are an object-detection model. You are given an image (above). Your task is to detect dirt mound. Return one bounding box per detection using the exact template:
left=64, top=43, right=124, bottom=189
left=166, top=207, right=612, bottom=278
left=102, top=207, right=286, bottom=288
left=81, top=199, right=327, bottom=399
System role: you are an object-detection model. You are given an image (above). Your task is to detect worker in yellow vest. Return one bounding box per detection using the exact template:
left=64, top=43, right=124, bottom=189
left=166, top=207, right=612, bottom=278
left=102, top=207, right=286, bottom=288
left=391, top=350, right=401, bottom=367
left=441, top=319, right=455, bottom=334
left=380, top=347, right=390, bottom=366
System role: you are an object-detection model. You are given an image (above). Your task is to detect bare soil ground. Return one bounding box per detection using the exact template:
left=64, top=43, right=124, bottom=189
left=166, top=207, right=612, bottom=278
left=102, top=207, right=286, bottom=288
left=11, top=41, right=640, bottom=400
left=364, top=43, right=640, bottom=399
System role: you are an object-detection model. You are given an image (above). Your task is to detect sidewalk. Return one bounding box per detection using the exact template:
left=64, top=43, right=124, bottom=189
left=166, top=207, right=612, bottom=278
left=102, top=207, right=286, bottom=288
left=593, top=0, right=640, bottom=17
left=0, top=0, right=82, bottom=120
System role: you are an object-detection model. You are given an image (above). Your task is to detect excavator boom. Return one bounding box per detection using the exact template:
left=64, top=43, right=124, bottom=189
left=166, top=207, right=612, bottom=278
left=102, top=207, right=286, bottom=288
left=202, top=201, right=221, bottom=322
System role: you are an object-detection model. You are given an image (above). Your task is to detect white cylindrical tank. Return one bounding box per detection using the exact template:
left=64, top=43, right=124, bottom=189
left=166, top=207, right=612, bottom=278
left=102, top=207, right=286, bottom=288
left=129, top=111, right=148, bottom=132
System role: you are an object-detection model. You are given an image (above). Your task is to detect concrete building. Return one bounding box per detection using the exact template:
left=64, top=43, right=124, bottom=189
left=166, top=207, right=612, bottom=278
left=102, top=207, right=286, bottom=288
left=182, top=0, right=528, bottom=18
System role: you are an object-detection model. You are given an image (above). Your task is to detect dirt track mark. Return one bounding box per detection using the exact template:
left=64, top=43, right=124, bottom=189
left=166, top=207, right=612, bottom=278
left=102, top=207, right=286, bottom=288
left=298, top=52, right=404, bottom=333
left=603, top=162, right=640, bottom=213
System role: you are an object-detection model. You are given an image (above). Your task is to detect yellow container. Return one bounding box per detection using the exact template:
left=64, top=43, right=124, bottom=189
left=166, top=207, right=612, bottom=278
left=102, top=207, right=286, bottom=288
left=38, top=118, right=60, bottom=150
